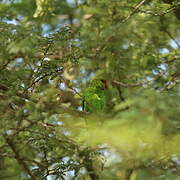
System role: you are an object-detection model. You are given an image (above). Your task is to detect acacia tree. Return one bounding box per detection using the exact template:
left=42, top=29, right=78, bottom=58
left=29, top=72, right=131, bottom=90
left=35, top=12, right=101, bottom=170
left=0, top=0, right=180, bottom=179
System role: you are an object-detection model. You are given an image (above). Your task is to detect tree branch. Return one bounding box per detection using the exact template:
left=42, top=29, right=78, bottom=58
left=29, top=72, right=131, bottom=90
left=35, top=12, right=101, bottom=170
left=112, top=80, right=142, bottom=87
left=4, top=135, right=39, bottom=180
left=122, top=0, right=148, bottom=22
left=27, top=67, right=63, bottom=91
left=163, top=29, right=180, bottom=48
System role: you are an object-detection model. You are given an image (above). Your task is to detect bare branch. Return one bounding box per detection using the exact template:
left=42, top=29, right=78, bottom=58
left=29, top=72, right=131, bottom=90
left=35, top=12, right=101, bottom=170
left=112, top=80, right=142, bottom=87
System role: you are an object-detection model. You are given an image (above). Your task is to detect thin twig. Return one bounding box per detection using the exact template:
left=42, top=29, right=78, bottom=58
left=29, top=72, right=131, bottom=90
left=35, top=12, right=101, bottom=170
left=163, top=29, right=180, bottom=48
left=27, top=67, right=63, bottom=90
left=112, top=80, right=142, bottom=87
left=68, top=86, right=83, bottom=97
left=36, top=40, right=54, bottom=73
left=134, top=2, right=180, bottom=17
left=122, top=0, right=148, bottom=23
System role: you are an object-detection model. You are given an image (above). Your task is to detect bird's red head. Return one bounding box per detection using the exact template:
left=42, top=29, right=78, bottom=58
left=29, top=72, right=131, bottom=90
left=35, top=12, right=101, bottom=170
left=101, top=80, right=108, bottom=89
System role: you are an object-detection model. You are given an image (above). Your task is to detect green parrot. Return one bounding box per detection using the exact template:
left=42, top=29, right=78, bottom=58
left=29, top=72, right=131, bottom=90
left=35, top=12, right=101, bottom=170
left=83, top=79, right=108, bottom=113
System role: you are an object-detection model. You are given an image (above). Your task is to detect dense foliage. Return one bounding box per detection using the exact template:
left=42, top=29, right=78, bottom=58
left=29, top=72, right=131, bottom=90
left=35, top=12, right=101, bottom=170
left=0, top=0, right=180, bottom=179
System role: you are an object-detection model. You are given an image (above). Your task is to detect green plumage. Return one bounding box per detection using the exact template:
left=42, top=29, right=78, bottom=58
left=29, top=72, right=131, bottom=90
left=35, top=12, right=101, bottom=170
left=83, top=79, right=106, bottom=112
